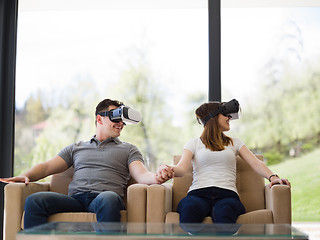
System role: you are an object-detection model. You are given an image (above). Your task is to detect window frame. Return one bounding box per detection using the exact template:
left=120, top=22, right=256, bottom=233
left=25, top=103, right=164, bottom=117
left=0, top=0, right=19, bottom=237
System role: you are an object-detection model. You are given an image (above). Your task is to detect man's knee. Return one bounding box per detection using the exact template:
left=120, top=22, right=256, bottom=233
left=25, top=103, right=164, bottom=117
left=96, top=191, right=122, bottom=204
left=90, top=191, right=124, bottom=222
left=93, top=191, right=124, bottom=212
left=25, top=192, right=49, bottom=209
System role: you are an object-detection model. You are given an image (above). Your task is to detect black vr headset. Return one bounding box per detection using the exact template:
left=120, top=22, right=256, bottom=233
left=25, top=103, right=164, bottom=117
left=97, top=105, right=141, bottom=125
left=197, top=99, right=241, bottom=126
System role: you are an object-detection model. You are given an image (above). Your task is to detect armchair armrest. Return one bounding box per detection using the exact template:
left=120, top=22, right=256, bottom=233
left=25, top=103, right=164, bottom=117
left=265, top=184, right=291, bottom=224
left=126, top=183, right=148, bottom=222
left=4, top=182, right=50, bottom=240
left=147, top=183, right=173, bottom=223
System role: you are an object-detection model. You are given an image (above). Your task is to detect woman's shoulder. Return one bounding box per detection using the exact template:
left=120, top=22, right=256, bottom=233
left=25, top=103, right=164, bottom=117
left=187, top=137, right=202, bottom=144
left=230, top=137, right=245, bottom=148
left=184, top=137, right=202, bottom=149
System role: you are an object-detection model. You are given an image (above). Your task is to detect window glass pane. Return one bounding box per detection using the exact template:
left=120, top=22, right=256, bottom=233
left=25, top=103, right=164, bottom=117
left=15, top=1, right=208, bottom=175
left=222, top=6, right=320, bottom=221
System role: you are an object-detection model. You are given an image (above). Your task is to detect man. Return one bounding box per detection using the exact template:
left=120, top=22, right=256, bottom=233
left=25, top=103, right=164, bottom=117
left=0, top=99, right=173, bottom=228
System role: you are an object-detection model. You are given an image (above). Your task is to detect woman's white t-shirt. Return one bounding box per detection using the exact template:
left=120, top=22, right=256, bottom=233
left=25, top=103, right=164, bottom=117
left=184, top=137, right=244, bottom=194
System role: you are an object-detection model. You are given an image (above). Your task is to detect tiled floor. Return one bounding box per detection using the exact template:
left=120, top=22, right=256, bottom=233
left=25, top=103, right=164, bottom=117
left=293, top=222, right=320, bottom=240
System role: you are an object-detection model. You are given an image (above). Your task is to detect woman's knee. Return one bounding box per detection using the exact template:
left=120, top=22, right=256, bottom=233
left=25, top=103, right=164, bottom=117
left=212, top=198, right=245, bottom=223
left=178, top=195, right=207, bottom=210
left=177, top=196, right=210, bottom=223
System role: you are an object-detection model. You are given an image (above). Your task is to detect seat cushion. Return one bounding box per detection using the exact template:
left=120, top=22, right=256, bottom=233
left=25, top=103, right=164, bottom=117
left=48, top=212, right=97, bottom=223
left=21, top=210, right=127, bottom=229
left=236, top=209, right=273, bottom=224
left=165, top=209, right=273, bottom=224
left=165, top=212, right=180, bottom=223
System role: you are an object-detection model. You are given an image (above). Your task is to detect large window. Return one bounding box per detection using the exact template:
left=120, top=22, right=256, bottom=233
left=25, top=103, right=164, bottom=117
left=15, top=1, right=208, bottom=174
left=14, top=0, right=320, bottom=225
left=221, top=4, right=320, bottom=222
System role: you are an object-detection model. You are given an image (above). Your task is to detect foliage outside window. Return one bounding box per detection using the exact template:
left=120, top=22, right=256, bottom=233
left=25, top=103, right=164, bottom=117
left=221, top=7, right=320, bottom=221
left=15, top=3, right=208, bottom=176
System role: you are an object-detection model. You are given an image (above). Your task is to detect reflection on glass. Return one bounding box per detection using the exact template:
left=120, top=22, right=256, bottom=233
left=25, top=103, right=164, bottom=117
left=20, top=222, right=308, bottom=239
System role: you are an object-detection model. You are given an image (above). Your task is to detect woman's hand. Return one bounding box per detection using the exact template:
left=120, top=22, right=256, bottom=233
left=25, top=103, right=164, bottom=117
left=156, top=164, right=174, bottom=183
left=268, top=176, right=291, bottom=188
left=0, top=176, right=30, bottom=184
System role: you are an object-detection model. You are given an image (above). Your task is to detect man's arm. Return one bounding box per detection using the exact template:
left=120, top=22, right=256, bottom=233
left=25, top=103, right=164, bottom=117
left=0, top=155, right=69, bottom=184
left=129, top=161, right=173, bottom=184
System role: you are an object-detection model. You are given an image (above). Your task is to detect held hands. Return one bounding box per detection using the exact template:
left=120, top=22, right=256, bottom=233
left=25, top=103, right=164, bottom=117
left=155, top=164, right=174, bottom=184
left=0, top=176, right=30, bottom=184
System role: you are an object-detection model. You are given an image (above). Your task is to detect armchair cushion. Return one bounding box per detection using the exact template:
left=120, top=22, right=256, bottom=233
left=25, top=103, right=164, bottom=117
left=4, top=183, right=50, bottom=240
left=20, top=211, right=128, bottom=229
left=236, top=209, right=273, bottom=224
left=265, top=184, right=291, bottom=223
left=165, top=209, right=273, bottom=224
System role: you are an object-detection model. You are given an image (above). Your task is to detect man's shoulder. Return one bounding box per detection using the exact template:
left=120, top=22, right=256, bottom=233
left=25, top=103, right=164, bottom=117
left=74, top=140, right=91, bottom=146
left=119, top=141, right=140, bottom=151
left=62, top=139, right=94, bottom=152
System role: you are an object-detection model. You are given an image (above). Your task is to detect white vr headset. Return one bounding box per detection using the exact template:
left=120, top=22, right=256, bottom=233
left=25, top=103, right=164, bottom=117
left=97, top=105, right=141, bottom=125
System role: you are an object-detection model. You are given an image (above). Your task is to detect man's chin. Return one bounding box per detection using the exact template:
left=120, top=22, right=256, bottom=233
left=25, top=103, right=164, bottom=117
left=113, top=131, right=121, bottom=138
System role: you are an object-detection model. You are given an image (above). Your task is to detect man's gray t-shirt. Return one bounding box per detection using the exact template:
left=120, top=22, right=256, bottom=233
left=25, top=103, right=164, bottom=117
left=58, top=136, right=143, bottom=198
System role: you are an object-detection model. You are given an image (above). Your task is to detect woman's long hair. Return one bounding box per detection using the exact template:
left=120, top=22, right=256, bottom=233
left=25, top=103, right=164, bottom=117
left=195, top=101, right=233, bottom=151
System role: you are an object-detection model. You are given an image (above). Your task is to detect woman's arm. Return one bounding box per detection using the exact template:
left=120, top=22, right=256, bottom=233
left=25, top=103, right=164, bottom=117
left=239, top=145, right=291, bottom=188
left=171, top=149, right=193, bottom=177
left=156, top=149, right=193, bottom=179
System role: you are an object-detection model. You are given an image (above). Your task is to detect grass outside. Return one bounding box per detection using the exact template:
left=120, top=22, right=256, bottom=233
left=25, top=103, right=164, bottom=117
left=268, top=148, right=320, bottom=221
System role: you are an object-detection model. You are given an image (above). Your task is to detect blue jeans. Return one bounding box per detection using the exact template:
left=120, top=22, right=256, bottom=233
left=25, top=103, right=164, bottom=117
left=177, top=187, right=245, bottom=223
left=24, top=191, right=125, bottom=229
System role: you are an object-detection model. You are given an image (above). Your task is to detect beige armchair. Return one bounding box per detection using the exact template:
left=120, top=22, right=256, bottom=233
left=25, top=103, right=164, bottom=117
left=147, top=155, right=291, bottom=224
left=3, top=167, right=149, bottom=240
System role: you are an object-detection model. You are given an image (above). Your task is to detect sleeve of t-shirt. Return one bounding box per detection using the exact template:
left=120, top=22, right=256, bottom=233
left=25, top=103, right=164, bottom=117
left=233, top=138, right=245, bottom=155
left=57, top=144, right=74, bottom=168
left=127, top=144, right=144, bottom=166
left=184, top=138, right=197, bottom=154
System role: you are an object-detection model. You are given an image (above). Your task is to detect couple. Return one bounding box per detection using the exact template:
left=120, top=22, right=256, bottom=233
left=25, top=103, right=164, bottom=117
left=0, top=98, right=290, bottom=228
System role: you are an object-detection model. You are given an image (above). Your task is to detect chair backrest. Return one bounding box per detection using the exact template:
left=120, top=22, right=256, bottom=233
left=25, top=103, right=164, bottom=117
left=50, top=167, right=74, bottom=195
left=171, top=155, right=265, bottom=212
left=49, top=167, right=136, bottom=206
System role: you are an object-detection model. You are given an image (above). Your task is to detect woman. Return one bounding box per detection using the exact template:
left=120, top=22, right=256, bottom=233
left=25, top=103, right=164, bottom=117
left=165, top=100, right=291, bottom=224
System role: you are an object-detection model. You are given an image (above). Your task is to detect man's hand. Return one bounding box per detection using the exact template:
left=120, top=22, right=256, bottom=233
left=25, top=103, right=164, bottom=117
left=0, top=156, right=69, bottom=185
left=0, top=176, right=30, bottom=184
left=156, top=164, right=174, bottom=184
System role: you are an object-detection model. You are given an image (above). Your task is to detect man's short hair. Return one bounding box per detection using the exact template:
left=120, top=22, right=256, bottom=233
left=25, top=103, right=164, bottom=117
left=95, top=99, right=124, bottom=125
left=95, top=99, right=124, bottom=115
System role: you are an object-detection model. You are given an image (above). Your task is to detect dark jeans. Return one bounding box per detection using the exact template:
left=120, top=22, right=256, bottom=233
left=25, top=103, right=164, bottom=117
left=177, top=186, right=245, bottom=223
left=24, top=191, right=125, bottom=229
